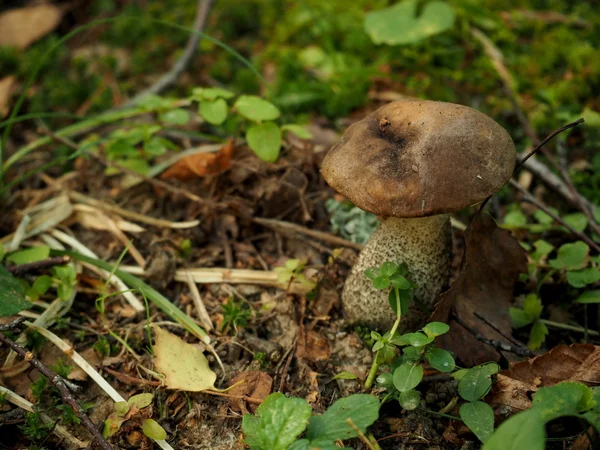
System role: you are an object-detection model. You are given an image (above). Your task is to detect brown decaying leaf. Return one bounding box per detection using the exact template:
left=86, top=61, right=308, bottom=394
left=227, top=371, right=273, bottom=414
left=0, top=5, right=63, bottom=50
left=430, top=213, right=527, bottom=366
left=491, top=344, right=600, bottom=412
left=160, top=140, right=234, bottom=180
left=296, top=328, right=331, bottom=362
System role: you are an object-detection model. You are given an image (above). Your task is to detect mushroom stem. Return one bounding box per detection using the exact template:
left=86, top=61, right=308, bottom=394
left=342, top=215, right=451, bottom=331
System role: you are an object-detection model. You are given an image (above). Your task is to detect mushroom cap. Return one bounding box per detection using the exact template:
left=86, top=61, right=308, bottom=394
left=321, top=100, right=516, bottom=218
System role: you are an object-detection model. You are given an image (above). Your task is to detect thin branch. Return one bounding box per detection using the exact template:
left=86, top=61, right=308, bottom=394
left=7, top=256, right=71, bottom=276
left=0, top=323, right=113, bottom=450
left=123, top=0, right=216, bottom=108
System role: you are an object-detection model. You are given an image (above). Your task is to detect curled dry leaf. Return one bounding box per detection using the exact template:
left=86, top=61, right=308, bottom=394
left=491, top=343, right=600, bottom=411
left=160, top=140, right=234, bottom=180
left=227, top=371, right=273, bottom=413
left=152, top=325, right=216, bottom=391
left=0, top=5, right=63, bottom=49
left=430, top=213, right=527, bottom=366
left=296, top=328, right=331, bottom=362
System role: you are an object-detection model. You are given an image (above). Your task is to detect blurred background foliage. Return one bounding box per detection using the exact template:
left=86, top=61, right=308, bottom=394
left=1, top=0, right=599, bottom=161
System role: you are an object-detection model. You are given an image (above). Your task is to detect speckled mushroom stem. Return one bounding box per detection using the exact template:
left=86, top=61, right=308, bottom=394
left=342, top=215, right=452, bottom=331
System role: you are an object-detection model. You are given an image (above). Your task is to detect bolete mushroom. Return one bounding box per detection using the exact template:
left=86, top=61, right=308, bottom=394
left=321, top=100, right=516, bottom=330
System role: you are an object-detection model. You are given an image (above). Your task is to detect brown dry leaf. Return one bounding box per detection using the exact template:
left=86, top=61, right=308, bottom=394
left=0, top=76, right=16, bottom=118
left=296, top=328, right=331, bottom=362
left=0, top=5, right=63, bottom=50
left=160, top=140, right=234, bottom=180
left=430, top=213, right=527, bottom=366
left=227, top=371, right=272, bottom=413
left=491, top=344, right=600, bottom=412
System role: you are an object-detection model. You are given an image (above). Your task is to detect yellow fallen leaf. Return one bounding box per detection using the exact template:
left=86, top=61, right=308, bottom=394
left=153, top=325, right=216, bottom=391
left=0, top=76, right=16, bottom=118
left=0, top=5, right=63, bottom=50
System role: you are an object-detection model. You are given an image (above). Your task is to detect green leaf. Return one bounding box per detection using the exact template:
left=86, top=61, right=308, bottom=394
left=0, top=265, right=32, bottom=317
left=460, top=401, right=494, bottom=443
left=289, top=439, right=339, bottom=450
left=458, top=364, right=498, bottom=402
left=281, top=124, right=313, bottom=140
left=242, top=393, right=312, bottom=450
left=380, top=262, right=398, bottom=277
left=364, top=0, right=455, bottom=45
left=509, top=307, right=534, bottom=328
left=235, top=95, right=280, bottom=121
left=482, top=409, right=544, bottom=450
left=364, top=267, right=381, bottom=280
left=142, top=418, right=167, bottom=440
left=528, top=320, right=548, bottom=351
left=332, top=371, right=358, bottom=381
left=406, top=332, right=433, bottom=347
left=576, top=290, right=600, bottom=304
left=402, top=346, right=421, bottom=363
left=199, top=98, right=228, bottom=125
left=373, top=276, right=390, bottom=290
left=502, top=209, right=528, bottom=228
left=390, top=274, right=411, bottom=290
left=306, top=394, right=379, bottom=441
left=530, top=240, right=554, bottom=262
left=192, top=86, right=235, bottom=101
left=103, top=413, right=127, bottom=437
left=7, top=246, right=50, bottom=265
left=426, top=348, right=455, bottom=372
left=246, top=122, right=282, bottom=162
left=563, top=213, right=588, bottom=233
left=533, top=382, right=595, bottom=422
left=393, top=363, right=423, bottom=392
left=159, top=109, right=190, bottom=126
left=28, top=275, right=52, bottom=300
left=533, top=209, right=555, bottom=225
left=522, top=294, right=543, bottom=320
left=127, top=393, right=153, bottom=410
left=566, top=268, right=600, bottom=288
left=388, top=289, right=411, bottom=317
left=548, top=241, right=589, bottom=270
left=422, top=322, right=450, bottom=338
left=398, top=390, right=421, bottom=410
left=376, top=342, right=397, bottom=365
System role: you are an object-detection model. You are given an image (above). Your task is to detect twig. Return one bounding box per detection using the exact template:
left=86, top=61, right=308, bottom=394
left=186, top=272, right=214, bottom=331
left=540, top=319, right=600, bottom=337
left=123, top=0, right=216, bottom=108
left=474, top=311, right=527, bottom=348
left=101, top=367, right=162, bottom=387
left=453, top=315, right=534, bottom=357
left=0, top=322, right=113, bottom=450
left=509, top=179, right=600, bottom=253
left=253, top=217, right=363, bottom=250
left=7, top=256, right=71, bottom=275
left=346, top=418, right=378, bottom=450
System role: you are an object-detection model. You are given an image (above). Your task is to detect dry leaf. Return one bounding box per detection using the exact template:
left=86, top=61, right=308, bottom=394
left=152, top=325, right=216, bottom=391
left=491, top=344, right=600, bottom=411
left=160, top=140, right=234, bottom=180
left=68, top=348, right=102, bottom=381
left=296, top=328, right=331, bottom=362
left=430, top=213, right=527, bottom=366
left=0, top=76, right=16, bottom=118
left=227, top=371, right=273, bottom=413
left=0, top=5, right=63, bottom=50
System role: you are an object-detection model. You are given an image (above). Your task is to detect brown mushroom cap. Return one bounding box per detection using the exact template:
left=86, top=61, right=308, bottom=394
left=321, top=100, right=516, bottom=218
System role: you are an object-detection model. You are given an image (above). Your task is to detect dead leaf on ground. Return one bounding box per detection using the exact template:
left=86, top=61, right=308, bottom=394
left=160, top=140, right=234, bottom=180
left=296, top=327, right=331, bottom=362
left=152, top=325, right=216, bottom=391
left=0, top=5, right=63, bottom=50
left=0, top=76, right=16, bottom=118
left=430, top=213, right=527, bottom=366
left=227, top=370, right=273, bottom=413
left=491, top=343, right=600, bottom=411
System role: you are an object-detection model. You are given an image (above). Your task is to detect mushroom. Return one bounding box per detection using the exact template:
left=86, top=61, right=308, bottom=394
left=321, top=100, right=516, bottom=330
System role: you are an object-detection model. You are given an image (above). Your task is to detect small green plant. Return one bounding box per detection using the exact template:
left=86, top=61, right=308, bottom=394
left=326, top=198, right=378, bottom=245
left=483, top=382, right=600, bottom=449
left=242, top=392, right=379, bottom=450
left=510, top=293, right=548, bottom=350
left=20, top=410, right=53, bottom=441
left=221, top=296, right=252, bottom=334
left=103, top=393, right=167, bottom=441
left=274, top=259, right=315, bottom=291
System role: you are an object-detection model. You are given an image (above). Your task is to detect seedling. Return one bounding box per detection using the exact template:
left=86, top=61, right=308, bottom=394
left=103, top=393, right=167, bottom=441
left=242, top=392, right=379, bottom=450
left=222, top=296, right=252, bottom=334
left=274, top=258, right=315, bottom=292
